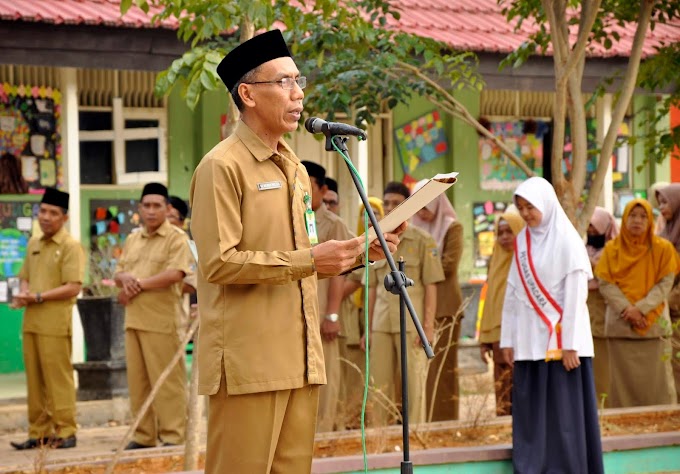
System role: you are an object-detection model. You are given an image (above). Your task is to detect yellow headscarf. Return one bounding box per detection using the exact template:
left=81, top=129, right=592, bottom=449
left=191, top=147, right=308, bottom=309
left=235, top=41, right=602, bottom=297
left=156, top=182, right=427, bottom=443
left=356, top=197, right=385, bottom=236
left=353, top=197, right=385, bottom=308
left=595, top=199, right=680, bottom=335
left=479, top=212, right=525, bottom=343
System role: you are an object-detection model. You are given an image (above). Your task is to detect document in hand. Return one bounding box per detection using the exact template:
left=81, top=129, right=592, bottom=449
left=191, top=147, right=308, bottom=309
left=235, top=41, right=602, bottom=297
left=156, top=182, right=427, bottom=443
left=365, top=172, right=459, bottom=241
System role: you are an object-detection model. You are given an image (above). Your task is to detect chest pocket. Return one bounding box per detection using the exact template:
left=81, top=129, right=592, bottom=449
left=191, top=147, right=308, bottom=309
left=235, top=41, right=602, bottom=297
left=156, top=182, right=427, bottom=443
left=126, top=247, right=168, bottom=278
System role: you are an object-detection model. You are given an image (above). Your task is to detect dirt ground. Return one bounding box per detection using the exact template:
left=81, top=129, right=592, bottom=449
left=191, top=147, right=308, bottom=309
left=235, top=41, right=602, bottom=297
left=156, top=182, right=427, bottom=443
left=1, top=368, right=679, bottom=474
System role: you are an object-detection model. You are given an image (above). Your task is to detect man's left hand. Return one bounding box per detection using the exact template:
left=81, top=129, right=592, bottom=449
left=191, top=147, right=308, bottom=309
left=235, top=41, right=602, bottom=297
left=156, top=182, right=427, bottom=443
left=321, top=319, right=341, bottom=341
left=10, top=292, right=35, bottom=308
left=366, top=222, right=408, bottom=261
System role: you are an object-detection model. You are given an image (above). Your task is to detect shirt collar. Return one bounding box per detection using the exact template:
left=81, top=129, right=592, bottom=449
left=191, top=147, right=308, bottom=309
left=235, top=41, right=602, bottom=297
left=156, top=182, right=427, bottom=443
left=141, top=219, right=171, bottom=238
left=42, top=226, right=67, bottom=244
left=234, top=120, right=299, bottom=165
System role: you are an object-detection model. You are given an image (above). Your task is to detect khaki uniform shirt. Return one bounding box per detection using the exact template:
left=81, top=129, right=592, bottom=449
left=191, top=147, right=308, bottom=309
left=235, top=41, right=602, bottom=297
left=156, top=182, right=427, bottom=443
left=115, top=220, right=194, bottom=335
left=366, top=226, right=444, bottom=333
left=190, top=121, right=328, bottom=396
left=316, top=203, right=353, bottom=316
left=19, top=227, right=84, bottom=336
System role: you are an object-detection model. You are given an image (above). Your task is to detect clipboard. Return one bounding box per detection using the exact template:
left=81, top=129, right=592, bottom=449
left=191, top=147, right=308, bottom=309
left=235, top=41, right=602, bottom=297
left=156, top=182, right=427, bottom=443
left=366, top=172, right=458, bottom=241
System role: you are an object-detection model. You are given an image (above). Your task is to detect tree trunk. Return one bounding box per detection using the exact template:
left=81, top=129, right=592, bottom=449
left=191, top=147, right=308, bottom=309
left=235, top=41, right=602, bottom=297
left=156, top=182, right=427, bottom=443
left=578, top=0, right=655, bottom=233
left=224, top=18, right=256, bottom=137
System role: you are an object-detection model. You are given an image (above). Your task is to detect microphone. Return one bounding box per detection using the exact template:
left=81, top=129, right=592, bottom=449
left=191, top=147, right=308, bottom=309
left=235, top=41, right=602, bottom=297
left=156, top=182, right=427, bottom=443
left=304, top=117, right=367, bottom=140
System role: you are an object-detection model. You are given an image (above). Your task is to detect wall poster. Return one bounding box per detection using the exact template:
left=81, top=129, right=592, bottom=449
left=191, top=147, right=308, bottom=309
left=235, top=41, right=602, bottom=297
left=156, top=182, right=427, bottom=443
left=0, top=201, right=39, bottom=303
left=394, top=110, right=449, bottom=185
left=479, top=119, right=548, bottom=191
left=0, top=83, right=62, bottom=192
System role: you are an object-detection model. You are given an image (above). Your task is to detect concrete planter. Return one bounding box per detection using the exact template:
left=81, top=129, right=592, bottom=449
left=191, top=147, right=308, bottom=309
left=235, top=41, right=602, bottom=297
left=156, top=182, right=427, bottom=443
left=74, top=296, right=127, bottom=401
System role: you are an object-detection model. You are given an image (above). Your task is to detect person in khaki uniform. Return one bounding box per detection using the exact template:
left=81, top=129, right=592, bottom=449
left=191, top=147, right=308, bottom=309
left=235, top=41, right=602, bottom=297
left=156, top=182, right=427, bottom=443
left=189, top=30, right=403, bottom=474
left=361, top=182, right=445, bottom=426
left=168, top=195, right=198, bottom=339
left=301, top=161, right=353, bottom=432
left=114, top=183, right=194, bottom=449
left=10, top=188, right=84, bottom=450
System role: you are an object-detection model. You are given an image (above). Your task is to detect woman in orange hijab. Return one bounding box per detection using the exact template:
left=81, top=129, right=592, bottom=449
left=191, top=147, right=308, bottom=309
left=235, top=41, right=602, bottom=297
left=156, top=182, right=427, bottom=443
left=595, top=199, right=679, bottom=407
left=478, top=212, right=525, bottom=416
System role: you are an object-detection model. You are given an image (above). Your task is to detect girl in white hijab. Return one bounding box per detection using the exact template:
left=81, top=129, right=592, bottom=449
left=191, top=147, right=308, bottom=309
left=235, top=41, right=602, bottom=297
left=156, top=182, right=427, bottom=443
left=500, top=177, right=603, bottom=474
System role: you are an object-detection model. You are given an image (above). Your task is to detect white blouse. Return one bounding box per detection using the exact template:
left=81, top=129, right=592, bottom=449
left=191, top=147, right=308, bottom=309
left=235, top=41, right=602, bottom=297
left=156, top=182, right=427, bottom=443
left=500, top=269, right=594, bottom=361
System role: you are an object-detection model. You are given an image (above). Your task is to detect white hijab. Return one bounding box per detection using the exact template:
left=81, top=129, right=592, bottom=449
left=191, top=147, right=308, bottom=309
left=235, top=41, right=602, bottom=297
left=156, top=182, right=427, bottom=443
left=508, top=177, right=592, bottom=297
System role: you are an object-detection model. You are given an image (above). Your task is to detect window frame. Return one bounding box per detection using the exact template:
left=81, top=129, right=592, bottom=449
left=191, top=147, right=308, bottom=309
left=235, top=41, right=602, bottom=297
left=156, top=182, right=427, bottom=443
left=78, top=98, right=167, bottom=186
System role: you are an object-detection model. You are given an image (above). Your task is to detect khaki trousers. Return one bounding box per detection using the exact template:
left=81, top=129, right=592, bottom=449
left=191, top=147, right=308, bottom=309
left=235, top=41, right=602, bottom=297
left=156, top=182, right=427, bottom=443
left=206, top=371, right=319, bottom=474
left=23, top=332, right=77, bottom=439
left=317, top=338, right=340, bottom=432
left=125, top=329, right=187, bottom=446
left=369, top=332, right=427, bottom=426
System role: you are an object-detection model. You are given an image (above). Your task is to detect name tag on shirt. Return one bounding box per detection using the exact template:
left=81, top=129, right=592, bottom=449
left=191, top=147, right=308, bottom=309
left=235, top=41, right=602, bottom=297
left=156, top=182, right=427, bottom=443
left=257, top=181, right=282, bottom=191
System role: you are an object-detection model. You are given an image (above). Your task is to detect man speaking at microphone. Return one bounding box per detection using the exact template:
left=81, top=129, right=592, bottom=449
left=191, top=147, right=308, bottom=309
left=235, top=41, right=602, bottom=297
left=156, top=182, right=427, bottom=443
left=189, top=29, right=405, bottom=474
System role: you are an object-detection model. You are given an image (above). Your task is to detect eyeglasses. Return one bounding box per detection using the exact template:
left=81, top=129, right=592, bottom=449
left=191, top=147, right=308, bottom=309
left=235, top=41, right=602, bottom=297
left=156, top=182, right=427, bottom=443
left=245, top=76, right=307, bottom=90
left=323, top=199, right=338, bottom=207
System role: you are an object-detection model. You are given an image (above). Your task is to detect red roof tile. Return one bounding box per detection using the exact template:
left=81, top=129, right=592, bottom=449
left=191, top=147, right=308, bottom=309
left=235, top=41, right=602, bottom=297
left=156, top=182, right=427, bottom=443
left=1, top=0, right=678, bottom=58
left=388, top=0, right=680, bottom=58
left=0, top=0, right=177, bottom=29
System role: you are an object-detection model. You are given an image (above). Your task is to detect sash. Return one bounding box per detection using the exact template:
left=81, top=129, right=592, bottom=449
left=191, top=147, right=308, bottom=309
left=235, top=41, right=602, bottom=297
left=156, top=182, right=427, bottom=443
left=514, top=231, right=563, bottom=361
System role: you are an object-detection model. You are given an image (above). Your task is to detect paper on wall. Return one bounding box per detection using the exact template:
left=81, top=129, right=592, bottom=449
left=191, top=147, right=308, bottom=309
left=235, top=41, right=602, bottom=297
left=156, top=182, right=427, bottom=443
left=366, top=172, right=459, bottom=241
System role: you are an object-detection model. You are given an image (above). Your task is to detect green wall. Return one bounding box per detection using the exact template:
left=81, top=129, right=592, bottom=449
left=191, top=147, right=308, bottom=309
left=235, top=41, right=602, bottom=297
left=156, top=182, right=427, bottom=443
left=167, top=87, right=228, bottom=199
left=392, top=91, right=514, bottom=281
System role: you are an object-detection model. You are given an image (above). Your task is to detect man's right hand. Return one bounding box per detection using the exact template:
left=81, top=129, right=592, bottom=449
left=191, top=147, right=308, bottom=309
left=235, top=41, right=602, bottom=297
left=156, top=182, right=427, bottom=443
left=116, top=272, right=142, bottom=297
left=312, top=238, right=365, bottom=275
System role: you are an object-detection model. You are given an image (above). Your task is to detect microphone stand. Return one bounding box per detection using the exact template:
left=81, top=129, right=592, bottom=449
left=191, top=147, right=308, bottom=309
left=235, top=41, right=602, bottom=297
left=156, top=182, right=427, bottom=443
left=326, top=134, right=434, bottom=474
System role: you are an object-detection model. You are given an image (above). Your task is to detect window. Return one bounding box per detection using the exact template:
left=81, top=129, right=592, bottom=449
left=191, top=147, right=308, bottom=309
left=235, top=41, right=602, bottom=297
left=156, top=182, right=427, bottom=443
left=79, top=98, right=166, bottom=185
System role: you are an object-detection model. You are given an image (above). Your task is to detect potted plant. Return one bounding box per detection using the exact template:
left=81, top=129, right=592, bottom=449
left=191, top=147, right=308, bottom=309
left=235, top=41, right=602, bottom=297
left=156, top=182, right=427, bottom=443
left=74, top=242, right=128, bottom=401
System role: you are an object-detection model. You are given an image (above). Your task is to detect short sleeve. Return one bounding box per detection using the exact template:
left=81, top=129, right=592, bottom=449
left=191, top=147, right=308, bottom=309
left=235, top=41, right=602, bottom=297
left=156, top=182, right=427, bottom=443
left=165, top=232, right=194, bottom=277
left=421, top=236, right=445, bottom=286
left=61, top=240, right=85, bottom=284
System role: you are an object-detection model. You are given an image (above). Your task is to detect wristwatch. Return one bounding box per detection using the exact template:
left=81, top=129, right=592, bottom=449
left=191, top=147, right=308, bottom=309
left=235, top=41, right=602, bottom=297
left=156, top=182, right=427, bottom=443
left=35, top=292, right=43, bottom=304
left=325, top=313, right=339, bottom=323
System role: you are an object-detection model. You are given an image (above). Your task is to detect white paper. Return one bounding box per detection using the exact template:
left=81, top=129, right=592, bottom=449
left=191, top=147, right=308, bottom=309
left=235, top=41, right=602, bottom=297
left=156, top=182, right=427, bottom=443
left=16, top=217, right=32, bottom=232
left=617, top=146, right=629, bottom=173
left=366, top=171, right=459, bottom=241
left=0, top=282, right=7, bottom=303
left=188, top=240, right=198, bottom=262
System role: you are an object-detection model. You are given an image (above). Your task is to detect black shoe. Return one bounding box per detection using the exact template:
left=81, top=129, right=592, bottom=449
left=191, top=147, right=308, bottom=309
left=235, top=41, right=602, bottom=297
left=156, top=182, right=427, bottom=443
left=124, top=441, right=155, bottom=450
left=51, top=435, right=77, bottom=449
left=10, top=437, right=50, bottom=450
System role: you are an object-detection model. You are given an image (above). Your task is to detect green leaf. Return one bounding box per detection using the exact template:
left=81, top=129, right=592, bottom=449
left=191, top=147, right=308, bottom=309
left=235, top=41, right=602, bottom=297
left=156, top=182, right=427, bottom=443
left=120, top=0, right=133, bottom=14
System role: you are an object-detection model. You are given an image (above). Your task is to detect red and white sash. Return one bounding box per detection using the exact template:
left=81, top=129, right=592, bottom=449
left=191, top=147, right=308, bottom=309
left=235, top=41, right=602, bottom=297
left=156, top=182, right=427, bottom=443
left=514, top=231, right=563, bottom=361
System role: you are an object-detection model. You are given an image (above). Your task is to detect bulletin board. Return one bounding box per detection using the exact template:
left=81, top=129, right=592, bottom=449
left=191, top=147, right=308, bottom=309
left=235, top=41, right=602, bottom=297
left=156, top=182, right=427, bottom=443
left=472, top=201, right=510, bottom=268
left=0, top=83, right=62, bottom=192
left=0, top=200, right=39, bottom=303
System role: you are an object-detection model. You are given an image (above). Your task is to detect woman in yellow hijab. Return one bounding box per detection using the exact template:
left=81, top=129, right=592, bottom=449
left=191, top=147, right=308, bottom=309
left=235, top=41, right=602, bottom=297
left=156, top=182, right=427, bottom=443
left=596, top=199, right=679, bottom=407
left=478, top=212, right=525, bottom=416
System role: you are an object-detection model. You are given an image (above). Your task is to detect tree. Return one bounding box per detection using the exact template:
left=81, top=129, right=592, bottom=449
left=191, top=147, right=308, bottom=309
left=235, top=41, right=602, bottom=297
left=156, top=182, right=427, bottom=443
left=501, top=0, right=680, bottom=233
left=120, top=0, right=535, bottom=175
